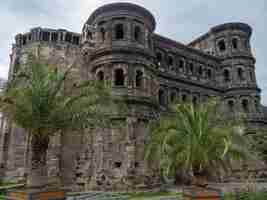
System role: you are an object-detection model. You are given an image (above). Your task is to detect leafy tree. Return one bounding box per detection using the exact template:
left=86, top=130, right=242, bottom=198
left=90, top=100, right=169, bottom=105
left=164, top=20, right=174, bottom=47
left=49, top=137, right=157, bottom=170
left=0, top=56, right=114, bottom=188
left=145, top=101, right=253, bottom=186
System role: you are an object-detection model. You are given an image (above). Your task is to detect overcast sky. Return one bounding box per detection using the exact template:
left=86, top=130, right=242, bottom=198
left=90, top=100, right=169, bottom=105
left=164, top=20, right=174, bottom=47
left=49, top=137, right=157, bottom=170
left=0, top=0, right=266, bottom=103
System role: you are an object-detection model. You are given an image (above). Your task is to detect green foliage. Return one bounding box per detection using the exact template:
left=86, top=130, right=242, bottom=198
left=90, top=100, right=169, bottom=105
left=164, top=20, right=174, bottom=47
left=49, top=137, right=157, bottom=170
left=0, top=55, right=114, bottom=137
left=120, top=191, right=181, bottom=200
left=145, top=101, right=253, bottom=181
left=223, top=191, right=267, bottom=200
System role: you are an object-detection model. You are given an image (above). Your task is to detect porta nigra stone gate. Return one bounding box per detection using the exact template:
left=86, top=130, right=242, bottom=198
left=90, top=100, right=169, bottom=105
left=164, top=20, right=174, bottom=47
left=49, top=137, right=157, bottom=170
left=0, top=2, right=267, bottom=191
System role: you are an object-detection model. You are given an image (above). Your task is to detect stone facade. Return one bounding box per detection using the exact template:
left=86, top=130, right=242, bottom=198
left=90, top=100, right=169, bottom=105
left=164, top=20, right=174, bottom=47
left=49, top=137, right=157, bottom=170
left=0, top=2, right=267, bottom=191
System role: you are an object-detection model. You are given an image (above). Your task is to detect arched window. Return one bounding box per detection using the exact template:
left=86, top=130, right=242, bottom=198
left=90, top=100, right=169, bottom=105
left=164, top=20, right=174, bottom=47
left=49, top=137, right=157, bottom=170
left=179, top=60, right=184, bottom=71
left=170, top=92, right=176, bottom=103
left=87, top=31, right=92, bottom=40
left=158, top=89, right=165, bottom=106
left=100, top=28, right=106, bottom=41
left=156, top=52, right=162, bottom=64
left=242, top=99, right=249, bottom=112
left=97, top=71, right=104, bottom=81
left=114, top=68, right=125, bottom=86
left=198, top=65, right=203, bottom=76
left=228, top=100, right=234, bottom=112
left=223, top=69, right=230, bottom=82
left=192, top=96, right=198, bottom=106
left=115, top=24, right=124, bottom=40
left=232, top=38, right=238, bottom=49
left=250, top=71, right=254, bottom=81
left=207, top=69, right=212, bottom=79
left=134, top=26, right=141, bottom=42
left=135, top=70, right=143, bottom=88
left=189, top=63, right=194, bottom=74
left=168, top=56, right=174, bottom=67
left=238, top=68, right=244, bottom=81
left=182, top=94, right=187, bottom=102
left=218, top=40, right=226, bottom=52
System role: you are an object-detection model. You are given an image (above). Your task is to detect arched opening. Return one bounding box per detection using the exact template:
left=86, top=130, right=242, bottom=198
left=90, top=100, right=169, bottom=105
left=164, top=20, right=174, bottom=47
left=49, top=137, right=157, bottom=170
left=192, top=96, right=198, bottom=106
left=42, top=32, right=50, bottom=41
left=207, top=69, right=212, bottom=79
left=228, top=100, right=234, bottom=112
left=65, top=33, right=72, bottom=42
left=87, top=31, right=92, bottom=40
left=156, top=52, right=162, bottom=65
left=179, top=60, right=184, bottom=71
left=97, top=71, right=104, bottom=81
left=232, top=38, right=238, bottom=49
left=189, top=63, right=194, bottom=74
left=250, top=71, right=254, bottom=81
left=168, top=56, right=174, bottom=67
left=115, top=24, right=124, bottom=40
left=223, top=69, right=230, bottom=82
left=238, top=68, right=244, bottom=81
left=242, top=99, right=249, bottom=112
left=135, top=70, right=143, bottom=88
left=100, top=28, right=106, bottom=41
left=134, top=26, right=141, bottom=42
left=170, top=92, right=176, bottom=103
left=182, top=94, right=187, bottom=102
left=158, top=89, right=165, bottom=106
left=198, top=65, right=203, bottom=76
left=114, top=68, right=125, bottom=86
left=51, top=32, right=58, bottom=42
left=218, top=40, right=226, bottom=52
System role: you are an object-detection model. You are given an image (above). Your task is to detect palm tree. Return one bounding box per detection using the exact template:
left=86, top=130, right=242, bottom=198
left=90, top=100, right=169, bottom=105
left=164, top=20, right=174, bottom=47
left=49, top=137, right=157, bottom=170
left=0, top=56, right=113, bottom=188
left=145, top=100, right=253, bottom=186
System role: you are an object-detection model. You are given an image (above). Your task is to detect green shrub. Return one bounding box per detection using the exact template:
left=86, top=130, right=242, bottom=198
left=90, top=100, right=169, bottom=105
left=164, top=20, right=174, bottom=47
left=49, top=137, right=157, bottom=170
left=223, top=191, right=267, bottom=200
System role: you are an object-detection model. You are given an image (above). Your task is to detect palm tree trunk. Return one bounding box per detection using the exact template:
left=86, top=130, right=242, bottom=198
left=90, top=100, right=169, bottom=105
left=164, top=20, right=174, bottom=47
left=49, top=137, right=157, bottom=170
left=27, top=134, right=49, bottom=188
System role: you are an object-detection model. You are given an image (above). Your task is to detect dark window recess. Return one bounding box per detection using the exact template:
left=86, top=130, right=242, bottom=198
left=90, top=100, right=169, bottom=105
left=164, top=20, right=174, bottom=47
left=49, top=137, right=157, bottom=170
left=193, top=96, right=198, bottom=106
left=114, top=69, right=125, bottom=86
left=198, top=66, right=203, bottom=76
left=134, top=162, right=139, bottom=168
left=134, top=26, right=141, bottom=42
left=182, top=94, right=187, bottom=102
left=65, top=33, right=72, bottom=42
left=228, top=100, right=234, bottom=112
left=28, top=34, right=32, bottom=41
left=242, top=99, right=249, bottom=112
left=100, top=28, right=106, bottom=41
left=73, top=36, right=79, bottom=45
left=238, top=68, right=244, bottom=80
left=179, top=60, right=184, bottom=70
left=224, top=69, right=230, bottom=82
left=218, top=40, right=226, bottom=51
left=114, top=162, right=122, bottom=168
left=87, top=31, right=92, bottom=40
left=232, top=38, right=238, bottom=49
left=158, top=89, right=165, bottom=106
left=250, top=71, right=254, bottom=81
left=189, top=63, right=194, bottom=74
left=51, top=33, right=58, bottom=42
left=42, top=32, right=50, bottom=41
left=136, top=70, right=143, bottom=87
left=207, top=69, right=212, bottom=79
left=22, top=35, right=27, bottom=45
left=170, top=92, right=176, bottom=103
left=156, top=52, right=162, bottom=64
left=60, top=33, right=64, bottom=41
left=168, top=56, right=174, bottom=66
left=115, top=24, right=124, bottom=40
left=255, top=100, right=259, bottom=112
left=97, top=71, right=104, bottom=81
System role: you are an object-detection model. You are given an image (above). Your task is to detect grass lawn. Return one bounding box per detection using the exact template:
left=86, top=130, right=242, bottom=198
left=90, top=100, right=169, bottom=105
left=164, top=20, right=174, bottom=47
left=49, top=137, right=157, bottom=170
left=0, top=181, right=19, bottom=200
left=121, top=191, right=182, bottom=200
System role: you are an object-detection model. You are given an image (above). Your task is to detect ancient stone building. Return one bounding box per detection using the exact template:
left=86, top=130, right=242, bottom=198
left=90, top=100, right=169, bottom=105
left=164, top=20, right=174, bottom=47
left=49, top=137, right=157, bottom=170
left=0, top=2, right=267, bottom=190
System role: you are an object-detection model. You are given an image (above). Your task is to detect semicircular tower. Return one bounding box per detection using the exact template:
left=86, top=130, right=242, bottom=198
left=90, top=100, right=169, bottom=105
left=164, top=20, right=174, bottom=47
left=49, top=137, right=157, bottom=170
left=80, top=3, right=160, bottom=190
